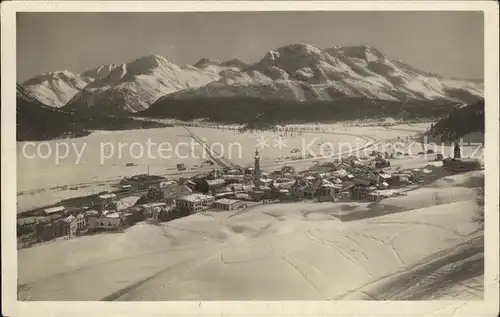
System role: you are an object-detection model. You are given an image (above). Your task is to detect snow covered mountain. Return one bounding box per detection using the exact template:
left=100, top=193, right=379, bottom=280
left=21, top=71, right=91, bottom=108
left=428, top=98, right=484, bottom=143
left=16, top=83, right=166, bottom=141
left=81, top=64, right=120, bottom=81
left=64, top=55, right=230, bottom=114
left=193, top=58, right=248, bottom=77
left=164, top=44, right=483, bottom=104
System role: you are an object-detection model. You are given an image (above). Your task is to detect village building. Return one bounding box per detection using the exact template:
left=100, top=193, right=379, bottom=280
left=87, top=213, right=124, bottom=232
left=75, top=213, right=86, bottom=231
left=96, top=193, right=118, bottom=211
left=141, top=202, right=169, bottom=219
left=378, top=173, right=392, bottom=184
left=160, top=184, right=193, bottom=205
left=278, top=189, right=293, bottom=201
left=293, top=183, right=317, bottom=199
left=35, top=219, right=70, bottom=242
left=367, top=190, right=395, bottom=202
left=259, top=178, right=274, bottom=187
left=214, top=198, right=245, bottom=211
left=98, top=193, right=117, bottom=201
left=17, top=217, right=39, bottom=237
left=223, top=174, right=245, bottom=184
left=273, top=178, right=296, bottom=190
left=43, top=206, right=66, bottom=217
left=84, top=209, right=100, bottom=220
left=175, top=194, right=215, bottom=214
left=316, top=184, right=336, bottom=202
left=351, top=185, right=375, bottom=200
left=205, top=178, right=226, bottom=195
left=62, top=215, right=78, bottom=237
left=249, top=188, right=269, bottom=201
left=119, top=174, right=168, bottom=190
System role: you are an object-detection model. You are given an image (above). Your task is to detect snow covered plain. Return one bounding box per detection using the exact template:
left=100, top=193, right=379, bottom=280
left=18, top=170, right=484, bottom=301
left=17, top=122, right=483, bottom=212
left=17, top=124, right=375, bottom=211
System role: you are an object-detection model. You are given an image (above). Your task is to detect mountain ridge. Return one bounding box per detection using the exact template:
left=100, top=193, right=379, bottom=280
left=20, top=43, right=483, bottom=117
left=62, top=54, right=242, bottom=114
left=160, top=43, right=483, bottom=105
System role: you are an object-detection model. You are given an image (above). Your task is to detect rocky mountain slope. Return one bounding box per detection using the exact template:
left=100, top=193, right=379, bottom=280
left=141, top=95, right=458, bottom=124
left=21, top=71, right=91, bottom=108
left=20, top=64, right=123, bottom=108
left=63, top=55, right=240, bottom=114
left=162, top=44, right=483, bottom=104
left=193, top=58, right=248, bottom=77
left=159, top=44, right=483, bottom=102
left=143, top=44, right=482, bottom=124
left=428, top=99, right=485, bottom=143
left=16, top=84, right=166, bottom=141
left=81, top=63, right=121, bottom=81
left=21, top=43, right=483, bottom=120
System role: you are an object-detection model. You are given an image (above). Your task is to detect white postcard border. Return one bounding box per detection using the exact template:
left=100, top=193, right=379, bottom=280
left=1, top=2, right=498, bottom=317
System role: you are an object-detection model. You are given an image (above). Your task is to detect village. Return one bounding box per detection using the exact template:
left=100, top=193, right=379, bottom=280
left=16, top=139, right=480, bottom=249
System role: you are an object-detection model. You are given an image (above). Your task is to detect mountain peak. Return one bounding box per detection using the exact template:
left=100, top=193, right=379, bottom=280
left=194, top=58, right=220, bottom=68
left=278, top=43, right=323, bottom=56
left=20, top=70, right=89, bottom=108
left=129, top=55, right=173, bottom=69
left=219, top=58, right=248, bottom=69
left=328, top=45, right=385, bottom=62
left=251, top=43, right=336, bottom=75
left=81, top=64, right=120, bottom=81
left=22, top=70, right=80, bottom=85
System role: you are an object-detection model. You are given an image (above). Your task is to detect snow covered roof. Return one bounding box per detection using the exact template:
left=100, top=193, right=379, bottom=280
left=215, top=198, right=240, bottom=205
left=206, top=179, right=225, bottom=186
left=44, top=206, right=65, bottom=214
left=321, top=184, right=335, bottom=188
left=63, top=215, right=76, bottom=223
left=99, top=193, right=116, bottom=200
left=177, top=193, right=214, bottom=203
left=104, top=213, right=121, bottom=219
left=84, top=210, right=99, bottom=216
left=260, top=178, right=273, bottom=183
left=141, top=202, right=167, bottom=208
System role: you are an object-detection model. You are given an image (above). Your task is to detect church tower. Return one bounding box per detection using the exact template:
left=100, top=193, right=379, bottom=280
left=453, top=142, right=461, bottom=159
left=254, top=148, right=261, bottom=186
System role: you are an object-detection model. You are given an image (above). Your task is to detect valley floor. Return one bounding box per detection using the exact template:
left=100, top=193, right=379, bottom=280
left=17, top=121, right=463, bottom=212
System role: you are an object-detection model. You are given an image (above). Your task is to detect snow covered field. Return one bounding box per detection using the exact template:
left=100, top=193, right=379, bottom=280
left=17, top=123, right=441, bottom=212
left=18, top=170, right=484, bottom=301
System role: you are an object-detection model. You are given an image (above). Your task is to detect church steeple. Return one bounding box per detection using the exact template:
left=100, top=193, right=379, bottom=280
left=254, top=148, right=261, bottom=186
left=454, top=142, right=461, bottom=159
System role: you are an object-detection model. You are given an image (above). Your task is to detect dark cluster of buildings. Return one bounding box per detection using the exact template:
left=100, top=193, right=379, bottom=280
left=21, top=143, right=467, bottom=249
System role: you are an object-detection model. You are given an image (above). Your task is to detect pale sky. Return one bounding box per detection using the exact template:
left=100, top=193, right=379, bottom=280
left=17, top=11, right=484, bottom=82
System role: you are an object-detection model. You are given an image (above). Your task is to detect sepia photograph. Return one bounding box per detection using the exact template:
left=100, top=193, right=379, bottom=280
left=1, top=1, right=499, bottom=316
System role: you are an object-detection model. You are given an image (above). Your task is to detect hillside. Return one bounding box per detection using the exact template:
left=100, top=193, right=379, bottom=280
left=428, top=99, right=485, bottom=143
left=16, top=84, right=166, bottom=141
left=21, top=71, right=91, bottom=108
left=81, top=63, right=121, bottom=81
left=141, top=96, right=458, bottom=124
left=63, top=55, right=239, bottom=114
left=193, top=58, right=247, bottom=76
left=166, top=44, right=483, bottom=104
